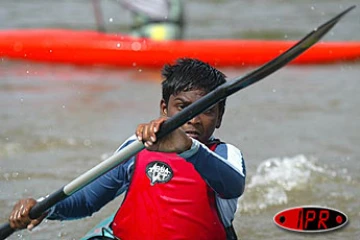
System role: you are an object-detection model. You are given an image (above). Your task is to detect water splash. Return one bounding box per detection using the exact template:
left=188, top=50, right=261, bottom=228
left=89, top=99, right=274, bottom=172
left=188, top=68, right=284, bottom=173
left=238, top=155, right=330, bottom=213
left=248, top=155, right=325, bottom=190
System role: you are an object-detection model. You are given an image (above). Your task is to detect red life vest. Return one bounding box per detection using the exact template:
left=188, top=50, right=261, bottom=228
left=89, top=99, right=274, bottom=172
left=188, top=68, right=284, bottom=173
left=111, top=143, right=226, bottom=240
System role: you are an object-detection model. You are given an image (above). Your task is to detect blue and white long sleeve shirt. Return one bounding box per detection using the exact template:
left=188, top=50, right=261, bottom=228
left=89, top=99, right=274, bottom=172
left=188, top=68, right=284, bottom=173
left=47, top=135, right=246, bottom=227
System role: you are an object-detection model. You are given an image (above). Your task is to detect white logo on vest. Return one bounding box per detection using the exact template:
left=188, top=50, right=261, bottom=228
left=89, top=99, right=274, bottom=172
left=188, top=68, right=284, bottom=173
left=146, top=161, right=173, bottom=186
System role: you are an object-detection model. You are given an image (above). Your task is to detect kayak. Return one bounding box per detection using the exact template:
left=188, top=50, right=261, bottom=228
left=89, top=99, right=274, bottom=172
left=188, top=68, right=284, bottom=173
left=80, top=214, right=115, bottom=240
left=0, top=29, right=360, bottom=68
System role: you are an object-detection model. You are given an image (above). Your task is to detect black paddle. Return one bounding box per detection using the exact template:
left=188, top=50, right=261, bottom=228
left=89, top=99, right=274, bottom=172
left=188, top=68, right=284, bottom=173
left=0, top=5, right=355, bottom=240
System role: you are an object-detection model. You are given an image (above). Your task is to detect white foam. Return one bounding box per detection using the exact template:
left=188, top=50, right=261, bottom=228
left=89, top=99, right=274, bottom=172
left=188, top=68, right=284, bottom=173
left=248, top=154, right=325, bottom=190
left=237, top=154, right=328, bottom=213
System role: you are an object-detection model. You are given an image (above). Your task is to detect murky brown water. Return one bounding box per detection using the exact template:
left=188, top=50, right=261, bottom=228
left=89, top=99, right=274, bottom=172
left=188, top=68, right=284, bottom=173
left=1, top=0, right=360, bottom=239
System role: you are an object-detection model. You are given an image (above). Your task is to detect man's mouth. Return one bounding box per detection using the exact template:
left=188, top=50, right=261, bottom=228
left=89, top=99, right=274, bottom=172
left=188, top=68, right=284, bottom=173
left=185, top=131, right=200, bottom=139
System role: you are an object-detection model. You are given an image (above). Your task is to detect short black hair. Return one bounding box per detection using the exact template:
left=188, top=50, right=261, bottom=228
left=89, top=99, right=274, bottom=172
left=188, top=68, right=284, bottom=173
left=161, top=58, right=227, bottom=113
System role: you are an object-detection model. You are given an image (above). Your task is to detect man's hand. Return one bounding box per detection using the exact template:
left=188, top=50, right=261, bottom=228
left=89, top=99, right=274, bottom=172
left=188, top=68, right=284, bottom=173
left=9, top=198, right=47, bottom=231
left=136, top=117, right=192, bottom=153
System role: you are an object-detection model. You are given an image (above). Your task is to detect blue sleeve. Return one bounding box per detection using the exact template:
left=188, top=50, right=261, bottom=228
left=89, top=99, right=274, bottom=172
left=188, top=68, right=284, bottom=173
left=47, top=137, right=137, bottom=220
left=179, top=139, right=246, bottom=199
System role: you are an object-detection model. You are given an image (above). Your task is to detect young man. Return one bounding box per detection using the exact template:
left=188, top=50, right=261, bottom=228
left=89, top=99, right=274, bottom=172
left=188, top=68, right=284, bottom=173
left=8, top=58, right=246, bottom=240
left=119, top=0, right=184, bottom=40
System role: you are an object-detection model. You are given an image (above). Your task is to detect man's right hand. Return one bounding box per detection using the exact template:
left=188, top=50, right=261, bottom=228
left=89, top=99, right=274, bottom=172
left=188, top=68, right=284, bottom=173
left=9, top=198, right=46, bottom=230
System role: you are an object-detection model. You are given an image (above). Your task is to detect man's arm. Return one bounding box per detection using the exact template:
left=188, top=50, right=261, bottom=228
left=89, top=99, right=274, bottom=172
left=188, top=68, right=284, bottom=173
left=179, top=139, right=246, bottom=199
left=47, top=137, right=138, bottom=220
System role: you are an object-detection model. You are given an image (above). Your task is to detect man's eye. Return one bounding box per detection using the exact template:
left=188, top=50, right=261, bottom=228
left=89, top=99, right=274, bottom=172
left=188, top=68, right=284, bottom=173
left=204, top=107, right=214, bottom=114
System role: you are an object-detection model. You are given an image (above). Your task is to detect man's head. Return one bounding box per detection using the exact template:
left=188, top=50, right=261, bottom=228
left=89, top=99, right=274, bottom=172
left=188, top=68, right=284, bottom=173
left=160, top=58, right=227, bottom=143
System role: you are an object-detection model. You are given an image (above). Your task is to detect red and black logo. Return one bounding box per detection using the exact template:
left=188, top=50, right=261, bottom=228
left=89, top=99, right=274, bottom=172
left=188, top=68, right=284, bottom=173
left=273, top=206, right=348, bottom=233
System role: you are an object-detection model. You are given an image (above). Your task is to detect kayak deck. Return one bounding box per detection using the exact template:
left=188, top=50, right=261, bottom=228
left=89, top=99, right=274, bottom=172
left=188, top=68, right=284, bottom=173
left=0, top=29, right=360, bottom=68
left=80, top=214, right=115, bottom=240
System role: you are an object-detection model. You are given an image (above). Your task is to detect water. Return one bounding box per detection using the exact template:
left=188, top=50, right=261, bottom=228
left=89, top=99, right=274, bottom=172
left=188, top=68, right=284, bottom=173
left=1, top=0, right=360, bottom=239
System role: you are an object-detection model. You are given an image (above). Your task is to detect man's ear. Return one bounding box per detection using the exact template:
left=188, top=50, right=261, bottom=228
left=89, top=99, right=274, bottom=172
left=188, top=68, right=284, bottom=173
left=160, top=99, right=167, bottom=116
left=216, top=107, right=224, bottom=128
left=216, top=115, right=223, bottom=129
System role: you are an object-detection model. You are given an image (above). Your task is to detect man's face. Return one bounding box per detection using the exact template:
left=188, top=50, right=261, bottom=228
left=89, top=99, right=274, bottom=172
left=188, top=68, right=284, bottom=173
left=161, top=89, right=223, bottom=144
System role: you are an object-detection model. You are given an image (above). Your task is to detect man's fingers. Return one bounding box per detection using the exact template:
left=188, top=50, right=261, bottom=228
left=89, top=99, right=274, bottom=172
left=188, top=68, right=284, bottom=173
left=27, top=219, right=39, bottom=231
left=136, top=117, right=168, bottom=149
left=136, top=124, right=145, bottom=141
left=9, top=210, right=27, bottom=229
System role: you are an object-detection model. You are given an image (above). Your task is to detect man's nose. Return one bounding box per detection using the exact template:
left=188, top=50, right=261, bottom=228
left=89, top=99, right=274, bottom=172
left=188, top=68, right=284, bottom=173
left=188, top=115, right=201, bottom=124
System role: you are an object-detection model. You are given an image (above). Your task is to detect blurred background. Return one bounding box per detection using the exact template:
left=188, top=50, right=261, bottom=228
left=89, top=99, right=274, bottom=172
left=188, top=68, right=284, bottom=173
left=1, top=0, right=359, bottom=239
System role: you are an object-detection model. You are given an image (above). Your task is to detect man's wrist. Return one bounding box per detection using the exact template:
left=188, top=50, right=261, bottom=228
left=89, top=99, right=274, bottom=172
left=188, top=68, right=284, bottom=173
left=178, top=138, right=200, bottom=159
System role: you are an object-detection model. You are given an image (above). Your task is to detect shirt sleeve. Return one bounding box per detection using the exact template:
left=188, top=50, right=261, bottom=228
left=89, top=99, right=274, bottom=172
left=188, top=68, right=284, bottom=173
left=47, top=136, right=137, bottom=220
left=179, top=139, right=246, bottom=199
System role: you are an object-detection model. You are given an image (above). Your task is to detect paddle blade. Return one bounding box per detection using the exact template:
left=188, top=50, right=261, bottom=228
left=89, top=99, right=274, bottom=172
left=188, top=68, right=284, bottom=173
left=226, top=5, right=356, bottom=95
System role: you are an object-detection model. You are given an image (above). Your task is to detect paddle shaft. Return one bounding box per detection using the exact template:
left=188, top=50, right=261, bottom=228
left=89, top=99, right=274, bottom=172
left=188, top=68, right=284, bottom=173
left=0, top=5, right=355, bottom=240
left=92, top=0, right=106, bottom=32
